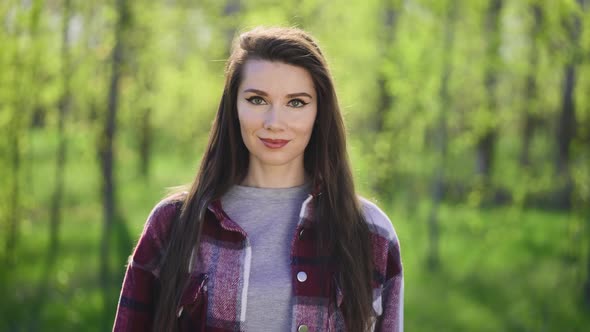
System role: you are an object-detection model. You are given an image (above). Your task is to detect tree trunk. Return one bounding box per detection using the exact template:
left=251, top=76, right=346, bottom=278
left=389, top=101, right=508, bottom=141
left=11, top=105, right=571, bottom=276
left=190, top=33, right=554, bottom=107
left=579, top=0, right=590, bottom=310
left=137, top=47, right=154, bottom=179
left=49, top=0, right=72, bottom=264
left=29, top=2, right=73, bottom=329
left=374, top=1, right=398, bottom=133
left=370, top=1, right=399, bottom=197
left=223, top=0, right=241, bottom=49
left=475, top=131, right=497, bottom=178
left=6, top=119, right=21, bottom=264
left=585, top=205, right=590, bottom=307
left=139, top=107, right=152, bottom=178
left=554, top=65, right=576, bottom=209
left=519, top=4, right=542, bottom=167
left=99, top=0, right=128, bottom=320
left=427, top=0, right=457, bottom=271
left=554, top=0, right=583, bottom=209
left=475, top=0, right=503, bottom=202
left=5, top=0, right=43, bottom=264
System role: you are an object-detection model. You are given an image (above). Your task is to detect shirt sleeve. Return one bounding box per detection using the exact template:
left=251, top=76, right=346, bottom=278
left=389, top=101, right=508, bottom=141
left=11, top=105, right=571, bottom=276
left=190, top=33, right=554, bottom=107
left=375, top=240, right=404, bottom=332
left=112, top=199, right=180, bottom=331
left=359, top=197, right=404, bottom=331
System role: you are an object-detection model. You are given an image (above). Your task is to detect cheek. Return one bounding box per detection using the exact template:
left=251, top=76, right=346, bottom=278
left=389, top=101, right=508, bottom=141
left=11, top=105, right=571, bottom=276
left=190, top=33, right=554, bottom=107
left=237, top=108, right=261, bottom=134
left=297, top=110, right=317, bottom=136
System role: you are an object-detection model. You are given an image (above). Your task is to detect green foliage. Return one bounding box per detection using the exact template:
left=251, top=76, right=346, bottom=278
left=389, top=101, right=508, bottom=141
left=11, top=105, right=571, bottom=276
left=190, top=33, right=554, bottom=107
left=0, top=0, right=589, bottom=331
left=1, top=129, right=588, bottom=331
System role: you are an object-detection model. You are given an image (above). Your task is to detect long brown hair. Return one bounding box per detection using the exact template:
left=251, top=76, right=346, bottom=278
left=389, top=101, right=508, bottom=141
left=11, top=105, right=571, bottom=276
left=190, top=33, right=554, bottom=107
left=154, top=26, right=375, bottom=331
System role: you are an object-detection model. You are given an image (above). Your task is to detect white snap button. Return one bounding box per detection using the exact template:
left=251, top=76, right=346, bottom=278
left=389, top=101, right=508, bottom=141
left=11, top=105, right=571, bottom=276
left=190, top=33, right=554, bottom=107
left=298, top=324, right=309, bottom=332
left=297, top=271, right=308, bottom=282
left=177, top=306, right=183, bottom=317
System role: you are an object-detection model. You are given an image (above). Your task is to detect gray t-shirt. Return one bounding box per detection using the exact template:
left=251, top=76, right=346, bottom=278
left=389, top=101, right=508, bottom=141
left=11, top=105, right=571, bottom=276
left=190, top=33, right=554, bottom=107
left=220, top=183, right=310, bottom=331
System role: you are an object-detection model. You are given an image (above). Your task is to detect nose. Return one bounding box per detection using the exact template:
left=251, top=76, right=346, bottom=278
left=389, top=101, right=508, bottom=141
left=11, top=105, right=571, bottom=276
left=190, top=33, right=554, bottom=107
left=263, top=106, right=286, bottom=131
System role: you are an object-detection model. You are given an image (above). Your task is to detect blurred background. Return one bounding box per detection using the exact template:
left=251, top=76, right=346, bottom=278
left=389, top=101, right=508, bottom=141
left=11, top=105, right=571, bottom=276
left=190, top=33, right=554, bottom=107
left=1, top=0, right=589, bottom=331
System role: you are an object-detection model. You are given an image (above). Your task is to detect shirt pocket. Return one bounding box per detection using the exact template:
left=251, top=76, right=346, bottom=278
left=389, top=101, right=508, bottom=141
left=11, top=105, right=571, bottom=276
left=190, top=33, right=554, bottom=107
left=176, top=273, right=209, bottom=331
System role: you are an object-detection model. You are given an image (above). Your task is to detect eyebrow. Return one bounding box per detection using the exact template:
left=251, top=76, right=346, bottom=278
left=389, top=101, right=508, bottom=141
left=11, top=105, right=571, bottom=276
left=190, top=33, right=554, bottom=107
left=243, top=88, right=313, bottom=99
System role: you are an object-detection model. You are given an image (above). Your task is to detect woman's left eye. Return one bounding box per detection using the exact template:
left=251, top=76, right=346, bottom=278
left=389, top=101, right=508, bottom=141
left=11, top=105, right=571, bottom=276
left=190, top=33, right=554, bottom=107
left=288, top=99, right=308, bottom=108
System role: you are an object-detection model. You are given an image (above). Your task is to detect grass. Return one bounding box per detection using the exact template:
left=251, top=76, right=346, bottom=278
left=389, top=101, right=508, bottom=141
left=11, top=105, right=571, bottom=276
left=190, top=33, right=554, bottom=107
left=0, top=129, right=589, bottom=331
left=392, top=201, right=590, bottom=331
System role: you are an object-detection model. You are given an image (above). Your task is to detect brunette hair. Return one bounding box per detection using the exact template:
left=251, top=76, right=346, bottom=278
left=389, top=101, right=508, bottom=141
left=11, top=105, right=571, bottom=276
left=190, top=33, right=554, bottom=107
left=154, top=26, right=374, bottom=331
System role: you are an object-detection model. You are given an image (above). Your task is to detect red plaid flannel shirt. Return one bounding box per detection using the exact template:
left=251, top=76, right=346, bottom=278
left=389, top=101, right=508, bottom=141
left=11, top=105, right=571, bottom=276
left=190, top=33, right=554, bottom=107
left=113, top=192, right=403, bottom=331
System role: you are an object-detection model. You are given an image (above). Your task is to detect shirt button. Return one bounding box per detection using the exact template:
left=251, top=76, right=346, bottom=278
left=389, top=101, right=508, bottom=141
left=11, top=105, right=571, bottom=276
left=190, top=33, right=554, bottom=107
left=297, top=271, right=308, bottom=282
left=298, top=324, right=309, bottom=332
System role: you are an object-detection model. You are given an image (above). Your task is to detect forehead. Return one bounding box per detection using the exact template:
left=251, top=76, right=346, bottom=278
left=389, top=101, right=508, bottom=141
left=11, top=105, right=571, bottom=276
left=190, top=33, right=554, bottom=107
left=239, top=59, right=315, bottom=95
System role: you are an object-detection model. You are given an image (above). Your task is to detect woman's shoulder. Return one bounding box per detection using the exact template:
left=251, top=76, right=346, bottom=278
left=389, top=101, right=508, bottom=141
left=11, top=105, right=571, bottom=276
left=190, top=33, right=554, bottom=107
left=142, top=191, right=187, bottom=238
left=358, top=196, right=399, bottom=244
left=150, top=191, right=186, bottom=213
left=358, top=197, right=403, bottom=282
left=130, top=192, right=187, bottom=273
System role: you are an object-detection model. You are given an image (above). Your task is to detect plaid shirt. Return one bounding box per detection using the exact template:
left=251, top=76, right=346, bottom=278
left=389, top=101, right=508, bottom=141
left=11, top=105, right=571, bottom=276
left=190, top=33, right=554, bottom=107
left=113, top=192, right=403, bottom=331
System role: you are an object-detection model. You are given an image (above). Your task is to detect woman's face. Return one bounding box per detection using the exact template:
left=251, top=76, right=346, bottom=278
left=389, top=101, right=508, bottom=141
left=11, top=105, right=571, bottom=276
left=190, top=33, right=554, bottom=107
left=237, top=59, right=317, bottom=170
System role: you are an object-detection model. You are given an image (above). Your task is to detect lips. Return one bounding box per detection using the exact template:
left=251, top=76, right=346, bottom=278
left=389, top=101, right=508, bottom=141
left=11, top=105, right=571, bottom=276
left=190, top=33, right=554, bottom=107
left=259, top=138, right=290, bottom=149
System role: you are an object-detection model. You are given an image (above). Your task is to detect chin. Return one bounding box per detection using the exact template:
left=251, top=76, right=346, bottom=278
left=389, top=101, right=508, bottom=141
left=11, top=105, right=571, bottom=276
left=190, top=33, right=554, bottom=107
left=251, top=152, right=302, bottom=167
left=258, top=157, right=297, bottom=167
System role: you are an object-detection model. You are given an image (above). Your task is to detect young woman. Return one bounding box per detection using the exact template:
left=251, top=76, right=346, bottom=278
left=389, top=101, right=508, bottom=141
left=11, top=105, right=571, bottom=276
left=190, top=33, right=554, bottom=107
left=113, top=26, right=403, bottom=332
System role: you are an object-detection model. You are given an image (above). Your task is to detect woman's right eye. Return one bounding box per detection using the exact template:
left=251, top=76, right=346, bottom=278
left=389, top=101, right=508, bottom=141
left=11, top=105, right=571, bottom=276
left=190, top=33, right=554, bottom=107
left=246, top=96, right=266, bottom=105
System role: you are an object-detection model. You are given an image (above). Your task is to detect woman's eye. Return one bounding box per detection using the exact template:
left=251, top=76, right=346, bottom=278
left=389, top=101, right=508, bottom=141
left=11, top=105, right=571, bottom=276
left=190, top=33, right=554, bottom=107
left=288, top=99, right=308, bottom=108
left=246, top=96, right=266, bottom=105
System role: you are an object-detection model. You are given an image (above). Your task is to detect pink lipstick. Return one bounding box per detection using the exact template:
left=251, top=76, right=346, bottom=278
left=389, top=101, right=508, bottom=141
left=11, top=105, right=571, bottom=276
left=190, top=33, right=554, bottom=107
left=259, top=138, right=290, bottom=149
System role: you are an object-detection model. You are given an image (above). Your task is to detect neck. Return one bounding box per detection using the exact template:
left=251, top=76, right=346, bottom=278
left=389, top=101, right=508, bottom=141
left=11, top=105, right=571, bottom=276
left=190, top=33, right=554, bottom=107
left=241, top=158, right=307, bottom=188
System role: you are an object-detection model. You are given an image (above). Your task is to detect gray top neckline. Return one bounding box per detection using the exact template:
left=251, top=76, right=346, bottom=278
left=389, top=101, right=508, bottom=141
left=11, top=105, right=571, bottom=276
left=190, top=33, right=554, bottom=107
left=222, top=183, right=311, bottom=202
